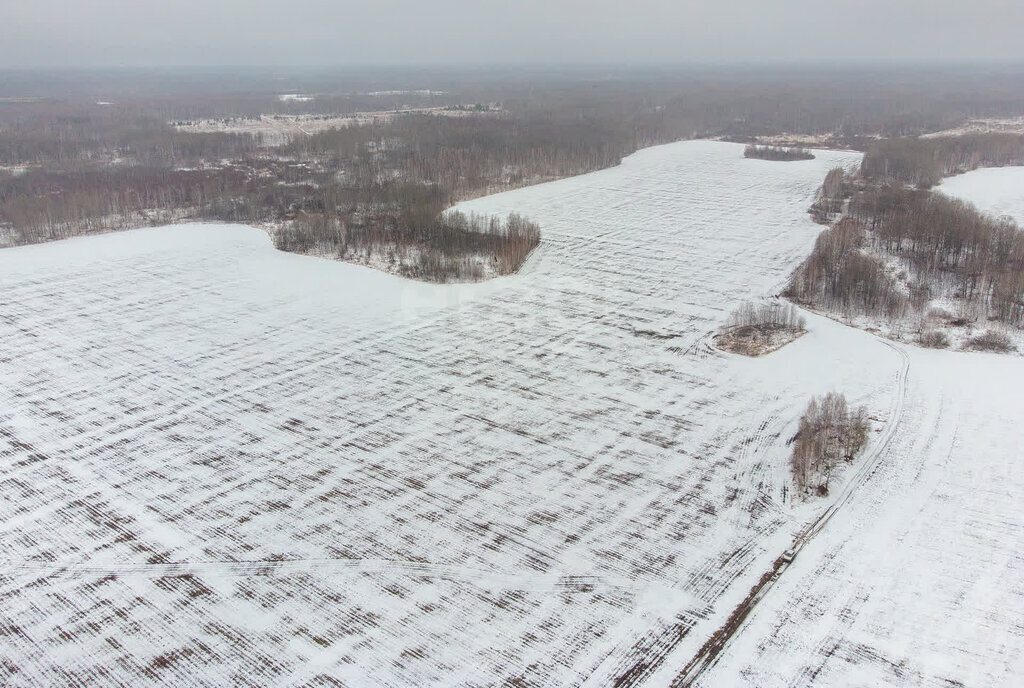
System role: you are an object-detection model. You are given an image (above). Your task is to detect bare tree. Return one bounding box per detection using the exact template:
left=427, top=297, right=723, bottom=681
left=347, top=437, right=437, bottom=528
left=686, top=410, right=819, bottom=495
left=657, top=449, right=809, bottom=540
left=791, top=393, right=870, bottom=496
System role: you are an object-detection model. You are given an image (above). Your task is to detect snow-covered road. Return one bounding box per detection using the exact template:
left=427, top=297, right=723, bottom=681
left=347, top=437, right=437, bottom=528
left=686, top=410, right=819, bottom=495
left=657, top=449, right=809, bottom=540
left=2, top=141, right=1016, bottom=687
left=696, top=164, right=1024, bottom=688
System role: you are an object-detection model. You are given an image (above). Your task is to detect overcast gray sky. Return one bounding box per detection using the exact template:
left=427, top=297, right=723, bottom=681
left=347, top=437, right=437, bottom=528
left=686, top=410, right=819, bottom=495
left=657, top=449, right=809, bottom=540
left=2, top=0, right=1023, bottom=68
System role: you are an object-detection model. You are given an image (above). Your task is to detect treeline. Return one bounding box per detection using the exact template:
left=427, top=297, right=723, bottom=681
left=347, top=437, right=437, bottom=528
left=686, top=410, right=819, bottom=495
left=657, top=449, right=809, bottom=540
left=0, top=103, right=262, bottom=165
left=861, top=134, right=1024, bottom=188
left=275, top=210, right=539, bottom=282
left=808, top=167, right=851, bottom=224
left=785, top=219, right=907, bottom=319
left=743, top=145, right=814, bottom=161
left=850, top=185, right=1024, bottom=324
left=5, top=68, right=1024, bottom=280
left=281, top=113, right=636, bottom=198
left=789, top=135, right=1024, bottom=345
left=791, top=393, right=870, bottom=496
left=0, top=162, right=310, bottom=243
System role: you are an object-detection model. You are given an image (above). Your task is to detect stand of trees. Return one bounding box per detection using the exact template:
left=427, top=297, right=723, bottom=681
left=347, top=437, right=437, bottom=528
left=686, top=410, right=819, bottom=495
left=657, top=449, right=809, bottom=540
left=861, top=134, right=1024, bottom=188
left=274, top=210, right=539, bottom=282
left=743, top=145, right=814, bottom=161
left=727, top=300, right=806, bottom=330
left=785, top=219, right=907, bottom=319
left=791, top=393, right=870, bottom=496
left=791, top=140, right=1024, bottom=334
left=849, top=185, right=1024, bottom=325
left=4, top=69, right=1024, bottom=280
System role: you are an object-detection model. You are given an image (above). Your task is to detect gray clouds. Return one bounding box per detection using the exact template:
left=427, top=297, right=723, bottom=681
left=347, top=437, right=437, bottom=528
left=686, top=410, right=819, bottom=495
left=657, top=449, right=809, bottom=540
left=2, top=0, right=1023, bottom=67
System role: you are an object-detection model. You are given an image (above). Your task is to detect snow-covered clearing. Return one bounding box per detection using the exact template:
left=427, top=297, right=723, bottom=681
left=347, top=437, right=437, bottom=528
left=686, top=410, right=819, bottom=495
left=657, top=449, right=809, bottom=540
left=2, top=141, right=1017, bottom=686
left=921, top=117, right=1024, bottom=139
left=698, top=348, right=1024, bottom=687
left=173, top=108, right=501, bottom=144
left=936, top=165, right=1024, bottom=226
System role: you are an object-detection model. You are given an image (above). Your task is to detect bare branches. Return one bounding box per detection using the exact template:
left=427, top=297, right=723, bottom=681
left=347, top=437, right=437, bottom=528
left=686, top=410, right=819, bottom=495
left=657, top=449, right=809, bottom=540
left=726, top=301, right=806, bottom=330
left=791, top=393, right=870, bottom=496
left=964, top=329, right=1016, bottom=352
left=743, top=145, right=815, bottom=161
left=848, top=184, right=1024, bottom=326
left=808, top=167, right=849, bottom=224
left=861, top=134, right=1024, bottom=188
left=715, top=300, right=806, bottom=356
left=785, top=219, right=907, bottom=319
left=274, top=210, right=540, bottom=283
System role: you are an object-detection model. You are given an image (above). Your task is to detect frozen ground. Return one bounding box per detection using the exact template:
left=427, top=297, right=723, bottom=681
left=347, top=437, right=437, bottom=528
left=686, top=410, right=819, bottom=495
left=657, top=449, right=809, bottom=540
left=936, top=165, right=1024, bottom=226
left=687, top=164, right=1024, bottom=686
left=2, top=141, right=1014, bottom=686
left=697, top=348, right=1024, bottom=687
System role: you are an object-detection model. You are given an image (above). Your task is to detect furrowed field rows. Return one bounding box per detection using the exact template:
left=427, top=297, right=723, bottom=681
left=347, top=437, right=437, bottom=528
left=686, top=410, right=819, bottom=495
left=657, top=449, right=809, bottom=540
left=695, top=164, right=1024, bottom=688
left=697, top=350, right=1024, bottom=688
left=1, top=141, right=900, bottom=687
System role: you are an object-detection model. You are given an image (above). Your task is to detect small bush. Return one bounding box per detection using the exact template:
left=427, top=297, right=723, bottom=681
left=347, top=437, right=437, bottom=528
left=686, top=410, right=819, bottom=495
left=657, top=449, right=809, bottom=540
left=917, top=330, right=949, bottom=348
left=964, top=329, right=1015, bottom=352
left=925, top=306, right=954, bottom=321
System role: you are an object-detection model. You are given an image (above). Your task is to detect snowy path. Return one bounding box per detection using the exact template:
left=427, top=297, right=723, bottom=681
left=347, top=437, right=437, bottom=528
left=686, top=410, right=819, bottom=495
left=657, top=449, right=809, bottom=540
left=695, top=349, right=1024, bottom=687
left=666, top=339, right=911, bottom=687
left=693, top=166, right=1024, bottom=688
left=0, top=141, right=963, bottom=687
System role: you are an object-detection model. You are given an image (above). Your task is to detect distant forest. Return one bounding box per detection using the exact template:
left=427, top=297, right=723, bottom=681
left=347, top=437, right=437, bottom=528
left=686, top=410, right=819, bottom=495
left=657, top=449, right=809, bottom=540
left=861, top=134, right=1024, bottom=188
left=3, top=67, right=1024, bottom=280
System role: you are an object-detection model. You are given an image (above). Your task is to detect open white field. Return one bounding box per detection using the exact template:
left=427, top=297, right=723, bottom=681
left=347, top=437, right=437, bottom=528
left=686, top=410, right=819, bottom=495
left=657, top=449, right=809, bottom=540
left=697, top=348, right=1024, bottom=687
left=2, top=140, right=996, bottom=687
left=686, top=163, right=1024, bottom=686
left=936, top=166, right=1024, bottom=226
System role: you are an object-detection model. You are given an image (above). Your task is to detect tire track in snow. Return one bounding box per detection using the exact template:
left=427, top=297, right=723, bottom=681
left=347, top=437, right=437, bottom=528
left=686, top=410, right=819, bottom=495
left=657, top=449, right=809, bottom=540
left=667, top=338, right=910, bottom=688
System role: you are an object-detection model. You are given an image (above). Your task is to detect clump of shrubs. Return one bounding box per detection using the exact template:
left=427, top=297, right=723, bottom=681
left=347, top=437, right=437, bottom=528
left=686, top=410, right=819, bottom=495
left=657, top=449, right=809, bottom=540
left=917, top=330, right=950, bottom=349
left=964, top=329, right=1016, bottom=352
left=715, top=300, right=807, bottom=356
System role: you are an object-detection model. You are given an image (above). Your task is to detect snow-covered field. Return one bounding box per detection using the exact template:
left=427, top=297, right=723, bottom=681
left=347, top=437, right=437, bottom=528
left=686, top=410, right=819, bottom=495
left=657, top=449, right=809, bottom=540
left=1, top=141, right=1018, bottom=686
left=695, top=163, right=1024, bottom=687
left=699, top=348, right=1024, bottom=687
left=936, top=165, right=1024, bottom=226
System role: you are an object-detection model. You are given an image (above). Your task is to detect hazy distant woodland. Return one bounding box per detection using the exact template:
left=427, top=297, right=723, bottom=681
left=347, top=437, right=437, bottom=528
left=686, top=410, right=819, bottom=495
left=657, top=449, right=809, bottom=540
left=3, top=67, right=1024, bottom=280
